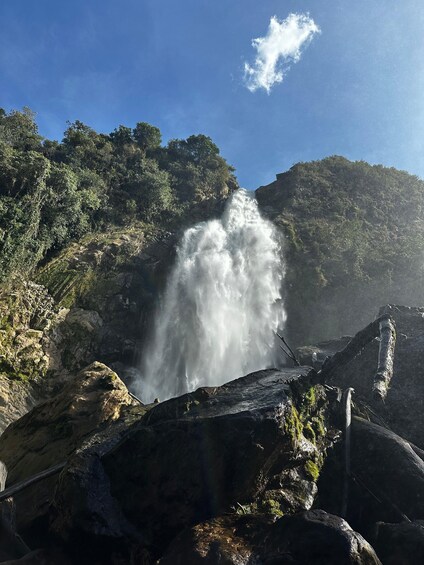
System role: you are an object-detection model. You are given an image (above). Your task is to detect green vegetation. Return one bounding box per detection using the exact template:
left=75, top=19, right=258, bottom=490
left=257, top=156, right=424, bottom=344
left=0, top=107, right=238, bottom=283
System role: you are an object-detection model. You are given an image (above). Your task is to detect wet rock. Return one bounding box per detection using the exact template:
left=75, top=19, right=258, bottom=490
left=373, top=520, right=424, bottom=565
left=47, top=368, right=329, bottom=561
left=160, top=510, right=381, bottom=565
left=297, top=336, right=352, bottom=369
left=264, top=510, right=381, bottom=564
left=318, top=305, right=424, bottom=449
left=159, top=514, right=270, bottom=565
left=100, top=368, right=328, bottom=554
left=347, top=417, right=424, bottom=531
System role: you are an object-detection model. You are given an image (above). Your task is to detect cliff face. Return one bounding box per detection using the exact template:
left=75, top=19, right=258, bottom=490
left=0, top=306, right=423, bottom=564
left=1, top=149, right=424, bottom=563
left=256, top=156, right=424, bottom=346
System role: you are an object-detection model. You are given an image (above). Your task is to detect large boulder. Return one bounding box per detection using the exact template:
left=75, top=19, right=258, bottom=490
left=263, top=510, right=381, bottom=564
left=159, top=510, right=381, bottom=565
left=48, top=368, right=330, bottom=562
left=319, top=305, right=424, bottom=448
left=374, top=520, right=424, bottom=565
left=0, top=362, right=139, bottom=542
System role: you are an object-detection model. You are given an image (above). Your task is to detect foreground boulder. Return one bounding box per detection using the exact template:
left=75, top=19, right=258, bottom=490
left=159, top=510, right=381, bottom=565
left=264, top=510, right=381, bottom=564
left=47, top=367, right=329, bottom=562
left=0, top=362, right=139, bottom=542
left=374, top=520, right=424, bottom=565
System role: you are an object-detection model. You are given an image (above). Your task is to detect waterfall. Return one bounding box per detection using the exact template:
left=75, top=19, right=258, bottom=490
left=139, top=189, right=286, bottom=402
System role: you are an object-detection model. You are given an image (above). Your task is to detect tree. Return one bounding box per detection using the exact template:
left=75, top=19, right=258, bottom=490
left=133, top=122, right=161, bottom=155
left=0, top=107, right=42, bottom=150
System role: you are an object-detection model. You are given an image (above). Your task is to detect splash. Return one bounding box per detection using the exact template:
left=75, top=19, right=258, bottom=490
left=139, top=189, right=286, bottom=402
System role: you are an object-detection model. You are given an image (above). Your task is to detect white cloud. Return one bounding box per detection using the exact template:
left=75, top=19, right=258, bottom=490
left=244, top=13, right=320, bottom=93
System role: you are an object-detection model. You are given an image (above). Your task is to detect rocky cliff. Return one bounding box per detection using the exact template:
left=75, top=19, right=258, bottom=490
left=0, top=304, right=422, bottom=563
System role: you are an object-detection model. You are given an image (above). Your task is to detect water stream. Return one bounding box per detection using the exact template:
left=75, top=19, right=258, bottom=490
left=139, top=189, right=286, bottom=402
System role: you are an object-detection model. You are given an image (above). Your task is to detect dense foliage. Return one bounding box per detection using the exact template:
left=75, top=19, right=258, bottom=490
left=256, top=156, right=424, bottom=344
left=0, top=108, right=238, bottom=281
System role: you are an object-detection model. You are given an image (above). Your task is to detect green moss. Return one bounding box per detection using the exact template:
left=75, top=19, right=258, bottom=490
left=284, top=404, right=303, bottom=445
left=299, top=386, right=318, bottom=421
left=303, top=422, right=316, bottom=444
left=304, top=459, right=320, bottom=482
left=233, top=498, right=284, bottom=518
left=311, top=415, right=326, bottom=439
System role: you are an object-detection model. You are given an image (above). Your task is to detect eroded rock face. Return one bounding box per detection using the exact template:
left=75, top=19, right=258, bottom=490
left=35, top=228, right=177, bottom=378
left=159, top=510, right=382, bottom=565
left=264, top=510, right=382, bottom=565
left=374, top=520, right=424, bottom=565
left=315, top=305, right=424, bottom=449
left=0, top=362, right=139, bottom=543
left=0, top=282, right=56, bottom=433
left=0, top=228, right=177, bottom=434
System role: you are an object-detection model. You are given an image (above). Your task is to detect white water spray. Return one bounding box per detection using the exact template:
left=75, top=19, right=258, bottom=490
left=139, top=189, right=286, bottom=402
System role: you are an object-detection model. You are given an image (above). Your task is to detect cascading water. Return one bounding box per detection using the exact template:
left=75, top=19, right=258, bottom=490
left=139, top=189, right=286, bottom=402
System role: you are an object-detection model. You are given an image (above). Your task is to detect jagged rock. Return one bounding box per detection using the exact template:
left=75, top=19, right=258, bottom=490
left=373, top=520, right=424, bottom=565
left=0, top=548, right=72, bottom=564
left=159, top=514, right=270, bottom=565
left=0, top=282, right=56, bottom=433
left=48, top=368, right=329, bottom=561
left=160, top=510, right=381, bottom=565
left=0, top=362, right=138, bottom=541
left=297, top=336, right=352, bottom=369
left=263, top=510, right=381, bottom=564
left=303, top=305, right=424, bottom=448
left=349, top=417, right=424, bottom=525
left=35, top=229, right=177, bottom=376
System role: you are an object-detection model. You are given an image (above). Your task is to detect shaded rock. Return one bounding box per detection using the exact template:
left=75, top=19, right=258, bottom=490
left=35, top=228, right=177, bottom=377
left=101, top=368, right=328, bottom=554
left=49, top=420, right=148, bottom=565
left=318, top=305, right=424, bottom=449
left=264, top=509, right=381, bottom=564
left=47, top=368, right=330, bottom=561
left=159, top=514, right=270, bottom=565
left=160, top=510, right=381, bottom=565
left=297, top=336, right=352, bottom=369
left=346, top=417, right=424, bottom=531
left=0, top=362, right=137, bottom=541
left=0, top=548, right=72, bottom=564
left=374, top=520, right=424, bottom=565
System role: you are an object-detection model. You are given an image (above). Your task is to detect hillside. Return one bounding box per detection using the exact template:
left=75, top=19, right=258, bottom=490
left=256, top=156, right=424, bottom=345
left=1, top=114, right=424, bottom=564
left=0, top=107, right=238, bottom=283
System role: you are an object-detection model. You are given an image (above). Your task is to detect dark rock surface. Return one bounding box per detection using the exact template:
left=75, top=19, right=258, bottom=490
left=159, top=510, right=382, bottom=565
left=374, top=520, right=424, bottom=565
left=264, top=510, right=381, bottom=565
left=1, top=305, right=424, bottom=563
left=48, top=367, right=329, bottom=561
left=0, top=362, right=139, bottom=545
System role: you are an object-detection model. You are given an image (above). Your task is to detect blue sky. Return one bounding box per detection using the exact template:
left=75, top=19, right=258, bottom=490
left=1, top=0, right=424, bottom=188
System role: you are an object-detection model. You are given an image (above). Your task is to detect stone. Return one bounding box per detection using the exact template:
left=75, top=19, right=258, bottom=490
left=0, top=362, right=138, bottom=540
left=373, top=520, right=424, bottom=565
left=264, top=510, right=381, bottom=564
